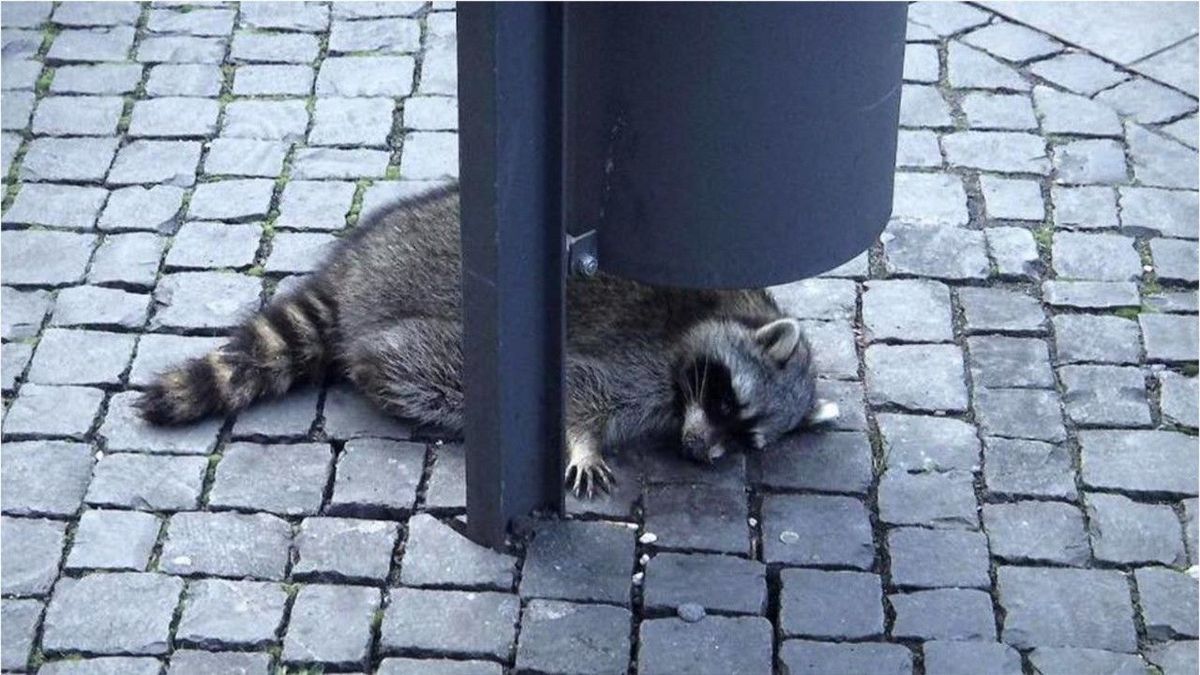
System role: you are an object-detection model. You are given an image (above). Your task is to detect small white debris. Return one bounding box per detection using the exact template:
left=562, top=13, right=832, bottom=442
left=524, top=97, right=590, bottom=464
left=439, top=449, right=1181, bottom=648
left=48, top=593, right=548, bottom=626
left=748, top=517, right=758, bottom=527
left=677, top=603, right=706, bottom=623
left=639, top=532, right=658, bottom=545
left=632, top=572, right=644, bottom=585
left=639, top=554, right=651, bottom=566
left=1187, top=565, right=1200, bottom=580
left=94, top=450, right=104, bottom=460
left=625, top=522, right=639, bottom=530
left=172, top=555, right=192, bottom=566
left=1143, top=265, right=1154, bottom=273
left=779, top=530, right=800, bottom=544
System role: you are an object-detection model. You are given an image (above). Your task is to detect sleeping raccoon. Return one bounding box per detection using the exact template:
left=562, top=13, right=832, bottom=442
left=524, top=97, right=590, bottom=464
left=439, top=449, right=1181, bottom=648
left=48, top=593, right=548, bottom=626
left=138, top=184, right=836, bottom=497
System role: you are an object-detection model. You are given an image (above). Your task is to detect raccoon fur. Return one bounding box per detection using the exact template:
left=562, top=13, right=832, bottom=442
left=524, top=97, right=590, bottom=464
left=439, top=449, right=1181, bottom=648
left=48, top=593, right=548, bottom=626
left=138, top=184, right=835, bottom=497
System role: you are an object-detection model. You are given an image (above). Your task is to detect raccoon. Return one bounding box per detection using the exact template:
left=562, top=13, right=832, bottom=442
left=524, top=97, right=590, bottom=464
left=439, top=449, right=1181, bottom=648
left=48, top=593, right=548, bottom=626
left=138, top=184, right=836, bottom=497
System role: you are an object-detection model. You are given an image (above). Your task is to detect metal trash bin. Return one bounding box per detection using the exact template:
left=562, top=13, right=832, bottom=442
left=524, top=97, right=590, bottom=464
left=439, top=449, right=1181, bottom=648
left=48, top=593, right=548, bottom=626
left=458, top=2, right=907, bottom=547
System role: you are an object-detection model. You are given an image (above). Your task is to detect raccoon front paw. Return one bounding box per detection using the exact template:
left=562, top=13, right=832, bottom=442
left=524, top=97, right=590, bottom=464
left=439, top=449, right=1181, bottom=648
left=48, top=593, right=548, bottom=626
left=564, top=454, right=615, bottom=499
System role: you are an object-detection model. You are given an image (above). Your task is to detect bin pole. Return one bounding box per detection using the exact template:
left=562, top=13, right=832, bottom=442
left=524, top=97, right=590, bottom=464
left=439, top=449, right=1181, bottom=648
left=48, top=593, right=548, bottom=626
left=457, top=3, right=566, bottom=549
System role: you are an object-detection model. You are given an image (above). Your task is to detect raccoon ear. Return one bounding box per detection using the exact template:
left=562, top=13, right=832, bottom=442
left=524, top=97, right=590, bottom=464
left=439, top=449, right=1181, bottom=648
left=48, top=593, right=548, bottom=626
left=755, top=318, right=803, bottom=363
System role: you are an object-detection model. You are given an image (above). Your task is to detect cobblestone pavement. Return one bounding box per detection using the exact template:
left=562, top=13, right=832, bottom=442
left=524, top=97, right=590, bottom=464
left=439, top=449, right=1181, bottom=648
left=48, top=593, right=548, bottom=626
left=1, top=2, right=1198, bottom=674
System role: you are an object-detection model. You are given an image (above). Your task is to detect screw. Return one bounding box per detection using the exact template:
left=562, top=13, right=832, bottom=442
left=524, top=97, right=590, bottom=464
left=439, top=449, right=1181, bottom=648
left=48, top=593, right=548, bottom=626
left=575, top=253, right=598, bottom=277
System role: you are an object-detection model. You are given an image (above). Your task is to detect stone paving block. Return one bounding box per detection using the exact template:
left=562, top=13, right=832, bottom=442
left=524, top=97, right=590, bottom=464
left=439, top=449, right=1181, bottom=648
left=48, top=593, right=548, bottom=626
left=866, top=344, right=968, bottom=412
left=240, top=0, right=328, bottom=30
left=1042, top=280, right=1140, bottom=309
left=798, top=319, right=859, bottom=380
left=3, top=384, right=105, bottom=439
left=1159, top=372, right=1199, bottom=429
left=903, top=42, right=938, bottom=83
left=209, top=442, right=332, bottom=516
left=1058, top=365, right=1151, bottom=427
left=908, top=1, right=988, bottom=35
left=891, top=589, right=996, bottom=641
left=1, top=516, right=65, bottom=596
left=521, top=519, right=635, bottom=605
left=39, top=658, right=162, bottom=675
left=1151, top=237, right=1199, bottom=283
left=643, top=551, right=766, bottom=615
left=400, top=131, right=459, bottom=179
left=86, top=453, right=207, bottom=511
left=264, top=232, right=338, bottom=273
left=892, top=172, right=969, bottom=226
left=293, top=516, right=398, bottom=583
left=21, top=136, right=119, bottom=182
left=780, top=568, right=883, bottom=639
left=3, top=1, right=53, bottom=27
left=283, top=584, right=380, bottom=669
left=1126, top=122, right=1198, bottom=190
left=310, top=97, right=396, bottom=147
left=1052, top=315, right=1141, bottom=365
left=515, top=599, right=632, bottom=675
left=779, top=640, right=912, bottom=675
left=151, top=271, right=262, bottom=330
left=876, top=413, right=980, bottom=473
left=128, top=334, right=224, bottom=387
left=1086, top=492, right=1186, bottom=566
left=381, top=588, right=519, bottom=661
left=881, top=222, right=989, bottom=280
left=168, top=651, right=272, bottom=675
left=231, top=386, right=320, bottom=439
left=46, top=26, right=135, bottom=62
left=2, top=343, right=33, bottom=392
left=317, top=55, right=416, bottom=96
left=643, top=444, right=744, bottom=488
left=983, top=501, right=1089, bottom=566
left=963, top=20, right=1062, bottom=61
left=895, top=128, right=941, bottom=168
left=222, top=99, right=310, bottom=141
left=327, top=438, right=423, bottom=516
left=923, top=641, right=1022, bottom=675
left=862, top=279, right=953, bottom=342
left=233, top=64, right=315, bottom=95
left=1, top=30, right=41, bottom=60
left=1027, top=648, right=1148, bottom=675
left=1034, top=85, right=1122, bottom=137
left=1147, top=641, right=1199, bottom=675
left=947, top=41, right=1030, bottom=91
left=643, top=484, right=749, bottom=555
left=983, top=437, right=1077, bottom=499
left=144, top=63, right=222, bottom=97
left=1, top=598, right=42, bottom=671
left=231, top=30, right=319, bottom=63
left=176, top=579, right=287, bottom=649
left=166, top=221, right=262, bottom=269
left=1, top=287, right=51, bottom=339
left=1029, top=51, right=1126, bottom=96
left=108, top=140, right=202, bottom=187
left=424, top=443, right=466, bottom=511
left=404, top=95, right=458, bottom=130
left=1, top=131, right=20, bottom=173
left=160, top=511, right=292, bottom=580
left=1, top=90, right=34, bottom=131
left=900, top=84, right=953, bottom=128
left=887, top=527, right=991, bottom=589
left=187, top=179, right=274, bottom=221
left=203, top=138, right=289, bottom=177
left=99, top=184, right=186, bottom=232
left=291, top=146, right=390, bottom=179
left=147, top=7, right=237, bottom=36
left=137, top=35, right=227, bottom=63
left=333, top=2, right=425, bottom=19
left=50, top=63, right=142, bottom=94
left=769, top=278, right=857, bottom=321
left=378, top=659, right=502, bottom=675
left=53, top=2, right=140, bottom=26
left=400, top=513, right=516, bottom=590
left=360, top=179, right=453, bottom=219
left=1053, top=138, right=1128, bottom=185
left=878, top=470, right=979, bottom=529
left=42, top=572, right=183, bottom=655
left=944, top=130, right=1050, bottom=174
left=639, top=616, right=772, bottom=675
left=32, top=95, right=124, bottom=136
left=812, top=378, right=869, bottom=431
left=967, top=336, right=1055, bottom=388
left=275, top=180, right=357, bottom=230
left=1136, top=567, right=1198, bottom=640
left=1080, top=429, right=1198, bottom=497
left=1145, top=292, right=1200, bottom=315
left=101, top=390, right=222, bottom=453
left=51, top=285, right=150, bottom=329
left=330, top=17, right=421, bottom=54
left=958, top=286, right=1046, bottom=333
left=1140, top=314, right=1199, bottom=363
left=1053, top=185, right=1119, bottom=230
left=1096, top=78, right=1197, bottom=125
left=997, top=566, right=1136, bottom=652
left=974, top=388, right=1066, bottom=441
left=1052, top=231, right=1142, bottom=281
left=761, top=494, right=874, bottom=568
left=1120, top=186, right=1198, bottom=239
left=754, top=425, right=871, bottom=488
left=65, top=509, right=159, bottom=572
left=962, top=92, right=1038, bottom=131
left=979, top=175, right=1043, bottom=220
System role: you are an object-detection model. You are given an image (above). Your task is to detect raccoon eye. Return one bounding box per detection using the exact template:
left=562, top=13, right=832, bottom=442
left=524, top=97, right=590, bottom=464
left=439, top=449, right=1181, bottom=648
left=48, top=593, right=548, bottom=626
left=717, top=393, right=737, bottom=418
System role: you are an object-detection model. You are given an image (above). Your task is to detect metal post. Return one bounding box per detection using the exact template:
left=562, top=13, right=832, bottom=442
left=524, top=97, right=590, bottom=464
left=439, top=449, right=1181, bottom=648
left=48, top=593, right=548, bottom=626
left=457, top=3, right=565, bottom=549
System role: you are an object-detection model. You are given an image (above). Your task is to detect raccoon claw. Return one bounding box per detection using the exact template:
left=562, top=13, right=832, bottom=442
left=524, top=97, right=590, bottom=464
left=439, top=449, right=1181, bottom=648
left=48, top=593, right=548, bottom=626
left=565, top=457, right=615, bottom=499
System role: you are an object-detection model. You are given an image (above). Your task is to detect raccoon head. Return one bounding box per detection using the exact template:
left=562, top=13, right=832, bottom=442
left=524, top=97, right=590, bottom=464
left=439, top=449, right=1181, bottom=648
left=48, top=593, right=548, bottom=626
left=673, top=317, right=833, bottom=463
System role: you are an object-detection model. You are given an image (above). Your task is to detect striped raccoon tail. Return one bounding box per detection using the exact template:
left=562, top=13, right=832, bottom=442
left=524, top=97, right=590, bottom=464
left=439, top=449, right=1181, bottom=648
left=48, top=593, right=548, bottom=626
left=137, top=280, right=337, bottom=425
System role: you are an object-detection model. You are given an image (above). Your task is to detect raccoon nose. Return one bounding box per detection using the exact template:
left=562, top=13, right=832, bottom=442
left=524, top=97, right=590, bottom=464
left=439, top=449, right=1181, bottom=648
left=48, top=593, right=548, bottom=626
left=681, top=433, right=709, bottom=462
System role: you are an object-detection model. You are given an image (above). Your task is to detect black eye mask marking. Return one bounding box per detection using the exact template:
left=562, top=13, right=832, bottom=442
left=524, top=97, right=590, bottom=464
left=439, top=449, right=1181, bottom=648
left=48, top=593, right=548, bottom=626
left=676, top=358, right=761, bottom=449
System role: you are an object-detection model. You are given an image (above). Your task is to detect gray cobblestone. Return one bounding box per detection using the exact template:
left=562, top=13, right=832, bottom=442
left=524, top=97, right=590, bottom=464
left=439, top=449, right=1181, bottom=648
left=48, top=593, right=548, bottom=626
left=323, top=383, right=413, bottom=439
left=377, top=660, right=501, bottom=675
left=1080, top=429, right=1198, bottom=497
left=962, top=92, right=1038, bottom=131
left=21, top=136, right=119, bottom=182
left=176, top=579, right=287, bottom=649
left=515, top=600, right=632, bottom=675
left=329, top=17, right=420, bottom=54
left=879, top=470, right=979, bottom=529
left=1, top=287, right=51, bottom=339
left=53, top=2, right=140, bottom=26
left=128, top=334, right=224, bottom=387
left=3, top=184, right=108, bottom=231
left=1034, top=85, right=1122, bottom=136
left=381, top=588, right=519, bottom=661
left=231, top=386, right=320, bottom=439
left=1, top=516, right=66, bottom=596
left=1147, top=641, right=1199, bottom=675
left=643, top=552, right=766, bottom=615
left=40, top=658, right=162, bottom=675
left=1, top=343, right=33, bottom=392
left=1029, top=52, right=1126, bottom=96
left=1145, top=290, right=1200, bottom=313
left=780, top=568, right=883, bottom=639
left=1053, top=231, right=1142, bottom=281
left=3, top=384, right=105, bottom=438
left=86, top=453, right=207, bottom=511
left=1052, top=315, right=1141, bottom=364
left=99, top=185, right=186, bottom=232
left=160, top=511, right=292, bottom=580
left=65, top=509, right=160, bottom=571
left=780, top=640, right=912, bottom=675
left=327, top=438, right=424, bottom=516
left=1058, top=365, right=1151, bottom=427
left=924, top=641, right=1022, bottom=675
left=639, top=616, right=773, bottom=675
left=276, top=179, right=357, bottom=230
left=1159, top=371, right=1198, bottom=429
left=1, top=91, right=35, bottom=131
left=974, top=387, right=1067, bottom=441
left=520, top=519, right=635, bottom=605
left=866, top=344, right=968, bottom=412
left=50, top=63, right=142, bottom=94
left=147, top=8, right=236, bottom=36
left=310, top=97, right=396, bottom=147
left=882, top=222, right=989, bottom=280
left=222, top=99, right=310, bottom=141
left=1126, top=122, right=1197, bottom=190
left=150, top=271, right=262, bottom=330
left=967, top=336, right=1055, bottom=388
left=168, top=651, right=272, bottom=675
left=203, top=138, right=289, bottom=177
left=42, top=572, right=183, bottom=655
left=799, top=319, right=859, bottom=379
left=283, top=584, right=380, bottom=669
left=290, top=146, right=390, bottom=179
left=1053, top=185, right=1119, bottom=230
left=761, top=494, right=874, bottom=568
left=233, top=64, right=314, bottom=95
left=947, top=41, right=1030, bottom=90
left=877, top=413, right=980, bottom=472
left=1140, top=313, right=1199, bottom=363
left=1054, top=139, right=1129, bottom=185
left=888, top=527, right=991, bottom=589
left=1042, top=280, right=1140, bottom=309
left=863, top=279, right=953, bottom=342
left=137, top=35, right=228, bottom=64
left=46, top=26, right=136, bottom=62
left=979, top=175, right=1043, bottom=220
left=101, top=392, right=222, bottom=453
left=1028, top=648, right=1148, bottom=675
left=400, top=513, right=515, bottom=590
left=51, top=286, right=150, bottom=329
left=108, top=140, right=202, bottom=187
left=404, top=95, right=458, bottom=130
left=983, top=437, right=1077, bottom=499
left=293, top=516, right=398, bottom=583
left=891, top=589, right=996, bottom=641
left=317, top=56, right=415, bottom=96
left=644, top=484, right=749, bottom=554
left=209, top=442, right=332, bottom=516
left=1086, top=492, right=1187, bottom=565
left=895, top=128, right=941, bottom=167
left=264, top=232, right=338, bottom=274
left=963, top=21, right=1062, bottom=61
left=2, top=1, right=53, bottom=27
left=231, top=30, right=319, bottom=63
left=984, top=501, right=1090, bottom=565
left=753, top=431, right=872, bottom=494
left=144, top=64, right=222, bottom=97
left=1136, top=567, right=1198, bottom=640
left=1096, top=78, right=1198, bottom=125
left=1119, top=186, right=1198, bottom=239
left=32, top=95, right=124, bottom=136
left=1150, top=237, right=1199, bottom=283
left=945, top=130, right=1050, bottom=174
left=240, top=1, right=328, bottom=31
left=187, top=179, right=274, bottom=221
left=1, top=599, right=41, bottom=671
left=998, top=566, right=1137, bottom=652
left=900, top=84, right=953, bottom=128
left=166, top=221, right=262, bottom=269
left=959, top=287, right=1046, bottom=333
